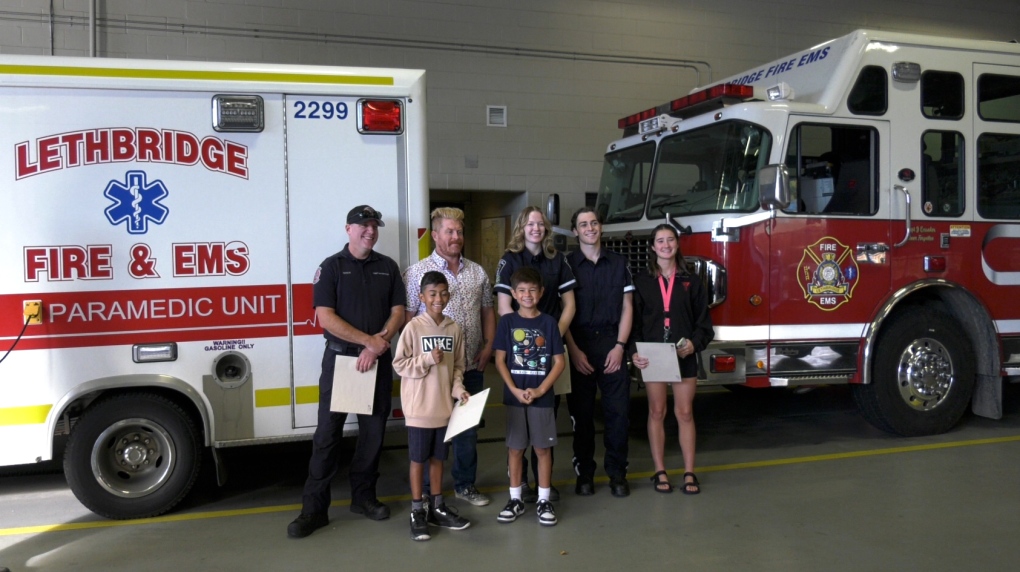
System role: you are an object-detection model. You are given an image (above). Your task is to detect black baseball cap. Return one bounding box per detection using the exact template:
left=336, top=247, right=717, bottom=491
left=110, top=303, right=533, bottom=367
left=346, top=205, right=385, bottom=226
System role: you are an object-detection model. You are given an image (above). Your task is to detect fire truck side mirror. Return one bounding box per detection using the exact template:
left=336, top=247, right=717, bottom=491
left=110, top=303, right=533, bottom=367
left=758, top=164, right=791, bottom=211
left=546, top=193, right=560, bottom=225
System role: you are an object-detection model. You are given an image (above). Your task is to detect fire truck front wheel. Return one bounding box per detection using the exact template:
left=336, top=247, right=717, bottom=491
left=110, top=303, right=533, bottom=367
left=63, top=393, right=202, bottom=520
left=854, top=309, right=975, bottom=437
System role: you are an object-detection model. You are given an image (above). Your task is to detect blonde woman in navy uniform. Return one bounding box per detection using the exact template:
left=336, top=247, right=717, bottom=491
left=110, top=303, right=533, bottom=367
left=494, top=206, right=575, bottom=501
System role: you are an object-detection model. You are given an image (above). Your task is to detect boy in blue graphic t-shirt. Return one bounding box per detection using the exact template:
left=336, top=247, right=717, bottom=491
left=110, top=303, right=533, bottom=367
left=492, top=267, right=564, bottom=526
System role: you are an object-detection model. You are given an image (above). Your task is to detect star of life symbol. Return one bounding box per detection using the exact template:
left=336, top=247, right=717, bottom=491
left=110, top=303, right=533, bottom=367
left=104, top=170, right=169, bottom=234
left=796, top=236, right=859, bottom=311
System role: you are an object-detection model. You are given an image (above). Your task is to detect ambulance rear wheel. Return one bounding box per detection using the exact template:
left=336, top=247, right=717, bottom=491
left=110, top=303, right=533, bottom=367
left=64, top=393, right=202, bottom=520
left=853, top=309, right=975, bottom=436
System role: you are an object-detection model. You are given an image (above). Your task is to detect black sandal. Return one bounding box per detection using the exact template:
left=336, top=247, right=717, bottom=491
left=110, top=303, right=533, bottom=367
left=650, top=470, right=673, bottom=494
left=681, top=472, right=700, bottom=495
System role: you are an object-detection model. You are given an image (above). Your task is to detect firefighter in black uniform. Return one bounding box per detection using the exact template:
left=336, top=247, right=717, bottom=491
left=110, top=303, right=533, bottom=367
left=564, top=207, right=635, bottom=497
left=288, top=205, right=405, bottom=538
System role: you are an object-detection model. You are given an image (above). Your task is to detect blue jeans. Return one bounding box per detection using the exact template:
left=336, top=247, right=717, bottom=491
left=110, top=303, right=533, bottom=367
left=424, top=368, right=484, bottom=492
left=451, top=368, right=484, bottom=491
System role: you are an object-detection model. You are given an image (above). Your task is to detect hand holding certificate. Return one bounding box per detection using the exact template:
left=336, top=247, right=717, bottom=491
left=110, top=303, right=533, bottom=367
left=329, top=355, right=377, bottom=415
left=634, top=342, right=683, bottom=382
left=445, top=388, right=490, bottom=442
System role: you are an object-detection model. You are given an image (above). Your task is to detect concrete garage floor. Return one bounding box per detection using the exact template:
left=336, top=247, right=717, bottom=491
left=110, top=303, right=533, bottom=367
left=3, top=371, right=1020, bottom=571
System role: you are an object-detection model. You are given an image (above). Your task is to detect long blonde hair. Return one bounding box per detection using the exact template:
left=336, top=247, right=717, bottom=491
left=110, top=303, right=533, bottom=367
left=506, top=206, right=556, bottom=258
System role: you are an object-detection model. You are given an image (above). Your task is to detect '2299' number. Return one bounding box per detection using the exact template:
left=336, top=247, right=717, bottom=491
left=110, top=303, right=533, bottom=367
left=293, top=100, right=348, bottom=120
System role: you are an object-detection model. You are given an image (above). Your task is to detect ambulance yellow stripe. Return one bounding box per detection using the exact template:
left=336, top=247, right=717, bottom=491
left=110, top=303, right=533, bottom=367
left=0, top=404, right=52, bottom=426
left=255, top=384, right=397, bottom=407
left=0, top=64, right=394, bottom=86
left=253, top=388, right=291, bottom=408
left=295, top=386, right=319, bottom=405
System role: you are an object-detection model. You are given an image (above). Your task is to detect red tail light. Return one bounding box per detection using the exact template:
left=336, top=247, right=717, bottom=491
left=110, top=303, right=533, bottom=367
left=359, top=99, right=403, bottom=134
left=711, top=354, right=737, bottom=373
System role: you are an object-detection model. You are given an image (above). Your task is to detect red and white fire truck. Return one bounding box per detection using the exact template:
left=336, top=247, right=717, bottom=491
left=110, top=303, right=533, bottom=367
left=0, top=56, right=430, bottom=518
left=595, top=29, right=1020, bottom=436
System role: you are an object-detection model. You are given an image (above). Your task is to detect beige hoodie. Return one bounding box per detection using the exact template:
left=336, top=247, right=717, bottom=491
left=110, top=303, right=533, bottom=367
left=393, top=313, right=466, bottom=429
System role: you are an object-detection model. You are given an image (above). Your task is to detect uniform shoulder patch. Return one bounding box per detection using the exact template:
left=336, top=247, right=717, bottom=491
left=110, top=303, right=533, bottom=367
left=313, top=266, right=322, bottom=285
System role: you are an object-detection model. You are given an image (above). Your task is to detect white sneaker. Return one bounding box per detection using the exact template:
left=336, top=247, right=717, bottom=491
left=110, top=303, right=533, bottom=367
left=497, top=498, right=525, bottom=523
left=536, top=500, right=557, bottom=526
left=455, top=485, right=491, bottom=506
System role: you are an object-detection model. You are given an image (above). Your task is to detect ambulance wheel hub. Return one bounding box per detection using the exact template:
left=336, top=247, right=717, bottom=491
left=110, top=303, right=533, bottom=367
left=896, top=337, right=953, bottom=411
left=91, top=418, right=175, bottom=498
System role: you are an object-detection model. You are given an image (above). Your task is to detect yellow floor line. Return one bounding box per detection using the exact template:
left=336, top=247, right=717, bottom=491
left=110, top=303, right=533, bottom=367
left=3, top=433, right=1019, bottom=537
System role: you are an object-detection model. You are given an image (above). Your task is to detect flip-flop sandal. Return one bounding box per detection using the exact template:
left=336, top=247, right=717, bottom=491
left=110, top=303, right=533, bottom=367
left=682, top=472, right=701, bottom=495
left=650, top=470, right=673, bottom=493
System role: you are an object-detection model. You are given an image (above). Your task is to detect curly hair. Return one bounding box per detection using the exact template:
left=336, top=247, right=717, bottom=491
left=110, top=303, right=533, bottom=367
left=505, top=206, right=556, bottom=258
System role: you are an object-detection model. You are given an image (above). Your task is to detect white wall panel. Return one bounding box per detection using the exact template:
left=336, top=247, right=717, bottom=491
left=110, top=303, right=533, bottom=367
left=1, top=0, right=1018, bottom=217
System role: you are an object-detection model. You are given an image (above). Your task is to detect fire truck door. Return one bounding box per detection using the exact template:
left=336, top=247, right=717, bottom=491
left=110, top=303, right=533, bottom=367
left=286, top=95, right=404, bottom=428
left=768, top=118, right=891, bottom=374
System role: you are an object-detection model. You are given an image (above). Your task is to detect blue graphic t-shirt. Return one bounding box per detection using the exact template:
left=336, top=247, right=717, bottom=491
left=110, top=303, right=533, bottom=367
left=493, top=312, right=564, bottom=408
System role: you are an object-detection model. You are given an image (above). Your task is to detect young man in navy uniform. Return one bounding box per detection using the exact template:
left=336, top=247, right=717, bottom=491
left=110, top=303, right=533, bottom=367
left=564, top=207, right=635, bottom=497
left=288, top=205, right=406, bottom=538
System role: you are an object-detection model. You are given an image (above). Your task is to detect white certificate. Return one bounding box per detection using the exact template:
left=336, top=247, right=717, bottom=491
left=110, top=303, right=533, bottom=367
left=329, top=355, right=376, bottom=415
left=553, top=352, right=571, bottom=395
left=635, top=342, right=682, bottom=383
left=445, top=388, right=490, bottom=442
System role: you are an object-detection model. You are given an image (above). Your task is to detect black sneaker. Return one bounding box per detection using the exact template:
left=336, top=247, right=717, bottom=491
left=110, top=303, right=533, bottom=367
left=536, top=500, right=557, bottom=526
left=410, top=508, right=430, bottom=541
left=287, top=512, right=328, bottom=538
left=428, top=503, right=471, bottom=530
left=497, top=498, right=525, bottom=523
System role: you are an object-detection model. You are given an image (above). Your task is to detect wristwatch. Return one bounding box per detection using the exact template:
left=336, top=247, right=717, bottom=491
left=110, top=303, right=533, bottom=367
left=615, top=341, right=626, bottom=348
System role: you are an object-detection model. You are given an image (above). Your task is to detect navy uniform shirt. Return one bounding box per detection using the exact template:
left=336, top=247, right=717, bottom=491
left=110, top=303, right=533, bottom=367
left=494, top=249, right=576, bottom=318
left=566, top=248, right=635, bottom=336
left=313, top=244, right=405, bottom=350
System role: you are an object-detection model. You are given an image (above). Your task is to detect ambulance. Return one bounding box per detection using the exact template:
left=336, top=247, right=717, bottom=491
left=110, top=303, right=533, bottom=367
left=0, top=56, right=429, bottom=519
left=594, top=30, right=1020, bottom=437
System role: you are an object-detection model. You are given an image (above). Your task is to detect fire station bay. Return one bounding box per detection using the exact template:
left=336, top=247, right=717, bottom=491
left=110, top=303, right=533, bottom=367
left=3, top=3, right=1020, bottom=571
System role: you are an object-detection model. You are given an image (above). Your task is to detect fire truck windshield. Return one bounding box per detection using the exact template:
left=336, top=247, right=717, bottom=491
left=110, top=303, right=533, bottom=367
left=597, top=121, right=772, bottom=223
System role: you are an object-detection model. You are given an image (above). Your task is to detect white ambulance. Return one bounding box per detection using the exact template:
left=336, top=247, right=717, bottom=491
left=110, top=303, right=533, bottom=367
left=0, top=56, right=429, bottom=519
left=595, top=30, right=1020, bottom=437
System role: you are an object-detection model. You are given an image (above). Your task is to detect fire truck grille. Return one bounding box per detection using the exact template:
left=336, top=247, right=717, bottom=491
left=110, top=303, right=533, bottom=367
left=602, top=237, right=727, bottom=308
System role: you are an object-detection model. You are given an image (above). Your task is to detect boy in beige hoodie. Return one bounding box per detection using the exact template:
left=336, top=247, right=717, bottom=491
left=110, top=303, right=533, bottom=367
left=393, top=271, right=471, bottom=541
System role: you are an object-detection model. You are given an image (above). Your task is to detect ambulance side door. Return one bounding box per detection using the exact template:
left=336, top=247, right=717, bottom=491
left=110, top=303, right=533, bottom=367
left=287, top=95, right=403, bottom=428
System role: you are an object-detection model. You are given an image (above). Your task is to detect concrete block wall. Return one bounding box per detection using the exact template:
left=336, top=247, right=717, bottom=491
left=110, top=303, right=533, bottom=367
left=1, top=0, right=1018, bottom=218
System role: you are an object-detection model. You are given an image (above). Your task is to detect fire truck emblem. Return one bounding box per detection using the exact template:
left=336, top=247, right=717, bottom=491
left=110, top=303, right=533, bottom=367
left=797, top=237, right=859, bottom=311
left=104, top=170, right=169, bottom=235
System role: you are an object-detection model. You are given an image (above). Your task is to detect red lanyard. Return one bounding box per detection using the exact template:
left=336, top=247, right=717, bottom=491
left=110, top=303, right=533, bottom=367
left=658, top=272, right=675, bottom=338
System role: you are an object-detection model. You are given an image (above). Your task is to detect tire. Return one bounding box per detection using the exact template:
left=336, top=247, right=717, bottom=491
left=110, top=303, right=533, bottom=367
left=63, top=393, right=202, bottom=519
left=852, top=309, right=975, bottom=436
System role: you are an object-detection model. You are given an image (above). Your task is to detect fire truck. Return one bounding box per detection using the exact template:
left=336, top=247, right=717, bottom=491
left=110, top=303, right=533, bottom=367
left=0, top=56, right=429, bottom=518
left=595, top=29, right=1020, bottom=437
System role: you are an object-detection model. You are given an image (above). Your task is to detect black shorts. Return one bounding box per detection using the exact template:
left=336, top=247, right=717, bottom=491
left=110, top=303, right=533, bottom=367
left=679, top=353, right=699, bottom=379
left=407, top=426, right=449, bottom=463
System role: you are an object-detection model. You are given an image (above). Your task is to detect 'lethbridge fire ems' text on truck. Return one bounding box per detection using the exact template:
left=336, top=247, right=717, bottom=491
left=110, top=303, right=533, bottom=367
left=0, top=56, right=429, bottom=519
left=595, top=29, right=1020, bottom=437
